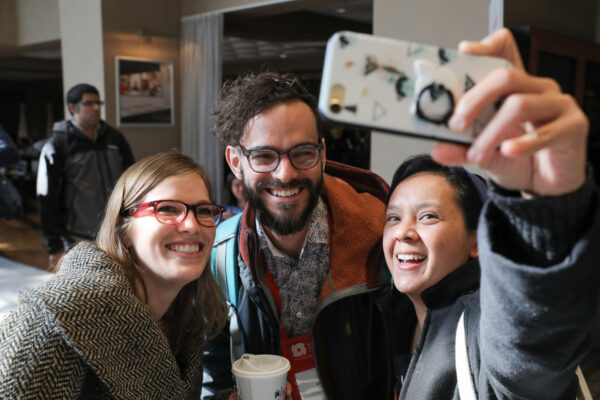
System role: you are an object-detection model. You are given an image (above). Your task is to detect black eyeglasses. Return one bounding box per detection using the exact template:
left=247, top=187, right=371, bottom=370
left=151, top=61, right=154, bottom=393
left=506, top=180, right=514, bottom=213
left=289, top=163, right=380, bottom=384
left=125, top=200, right=225, bottom=227
left=239, top=142, right=323, bottom=173
left=79, top=100, right=105, bottom=107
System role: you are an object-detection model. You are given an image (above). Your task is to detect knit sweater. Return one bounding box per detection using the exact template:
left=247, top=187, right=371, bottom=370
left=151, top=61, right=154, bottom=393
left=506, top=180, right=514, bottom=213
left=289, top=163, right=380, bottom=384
left=0, top=242, right=204, bottom=399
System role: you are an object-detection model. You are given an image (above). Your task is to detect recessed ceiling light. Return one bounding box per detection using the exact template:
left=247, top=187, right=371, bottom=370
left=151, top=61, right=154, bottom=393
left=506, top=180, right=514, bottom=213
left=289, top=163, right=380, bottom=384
left=335, top=7, right=346, bottom=13
left=280, top=53, right=288, bottom=59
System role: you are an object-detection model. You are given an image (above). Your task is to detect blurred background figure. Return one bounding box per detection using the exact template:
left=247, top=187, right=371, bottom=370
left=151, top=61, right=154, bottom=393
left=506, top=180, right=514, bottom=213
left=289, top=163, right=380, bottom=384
left=36, top=83, right=134, bottom=268
left=0, top=125, right=19, bottom=168
left=0, top=125, right=22, bottom=221
left=222, top=172, right=246, bottom=220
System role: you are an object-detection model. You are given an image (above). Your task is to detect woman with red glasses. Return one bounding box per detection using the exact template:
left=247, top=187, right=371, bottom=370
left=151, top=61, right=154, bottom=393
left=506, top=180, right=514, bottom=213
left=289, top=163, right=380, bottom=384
left=0, top=152, right=227, bottom=399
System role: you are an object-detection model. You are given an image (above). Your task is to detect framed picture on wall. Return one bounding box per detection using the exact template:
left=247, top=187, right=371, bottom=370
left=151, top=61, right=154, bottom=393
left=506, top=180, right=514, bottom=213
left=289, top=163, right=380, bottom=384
left=115, top=57, right=174, bottom=126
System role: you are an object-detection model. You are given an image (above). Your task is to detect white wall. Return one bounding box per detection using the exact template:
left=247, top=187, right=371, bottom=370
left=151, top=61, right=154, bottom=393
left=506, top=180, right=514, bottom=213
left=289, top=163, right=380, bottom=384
left=17, top=0, right=60, bottom=46
left=58, top=0, right=106, bottom=119
left=371, top=0, right=490, bottom=183
left=0, top=0, right=59, bottom=47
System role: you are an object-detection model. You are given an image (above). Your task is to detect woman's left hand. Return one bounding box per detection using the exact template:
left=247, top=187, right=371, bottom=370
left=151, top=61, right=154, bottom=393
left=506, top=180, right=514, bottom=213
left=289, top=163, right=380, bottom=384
left=431, top=28, right=589, bottom=197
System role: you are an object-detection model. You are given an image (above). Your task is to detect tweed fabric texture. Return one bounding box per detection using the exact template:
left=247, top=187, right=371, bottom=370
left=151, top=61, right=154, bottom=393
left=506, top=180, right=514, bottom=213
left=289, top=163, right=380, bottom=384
left=0, top=242, right=204, bottom=399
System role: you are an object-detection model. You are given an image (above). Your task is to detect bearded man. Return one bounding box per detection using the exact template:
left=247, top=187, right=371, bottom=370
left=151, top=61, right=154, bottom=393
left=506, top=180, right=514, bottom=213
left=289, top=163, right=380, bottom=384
left=202, top=72, right=390, bottom=400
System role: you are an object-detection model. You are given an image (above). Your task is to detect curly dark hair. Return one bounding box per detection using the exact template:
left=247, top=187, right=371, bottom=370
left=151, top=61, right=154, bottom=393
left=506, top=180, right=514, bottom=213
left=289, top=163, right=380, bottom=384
left=211, top=71, right=319, bottom=148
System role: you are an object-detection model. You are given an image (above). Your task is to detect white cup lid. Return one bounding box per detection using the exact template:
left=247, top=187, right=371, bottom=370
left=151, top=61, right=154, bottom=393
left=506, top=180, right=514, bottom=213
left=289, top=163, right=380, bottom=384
left=232, top=354, right=291, bottom=378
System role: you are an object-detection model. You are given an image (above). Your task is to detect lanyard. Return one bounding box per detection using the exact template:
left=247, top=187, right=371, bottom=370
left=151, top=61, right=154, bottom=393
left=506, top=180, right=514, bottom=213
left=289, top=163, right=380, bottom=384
left=264, top=268, right=325, bottom=400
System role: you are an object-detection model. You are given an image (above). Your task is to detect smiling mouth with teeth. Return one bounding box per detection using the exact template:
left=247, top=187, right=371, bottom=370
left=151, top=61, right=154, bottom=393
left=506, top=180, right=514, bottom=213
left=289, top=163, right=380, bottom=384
left=397, top=254, right=426, bottom=263
left=268, top=187, right=301, bottom=197
left=168, top=243, right=203, bottom=254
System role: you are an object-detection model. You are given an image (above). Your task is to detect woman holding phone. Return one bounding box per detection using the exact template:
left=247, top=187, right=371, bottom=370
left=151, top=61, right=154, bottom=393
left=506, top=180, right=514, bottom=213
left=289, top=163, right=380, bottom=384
left=378, top=29, right=598, bottom=399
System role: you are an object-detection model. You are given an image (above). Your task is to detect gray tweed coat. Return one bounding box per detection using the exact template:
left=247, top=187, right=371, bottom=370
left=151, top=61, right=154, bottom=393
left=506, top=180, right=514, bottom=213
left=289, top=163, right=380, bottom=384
left=0, top=242, right=204, bottom=399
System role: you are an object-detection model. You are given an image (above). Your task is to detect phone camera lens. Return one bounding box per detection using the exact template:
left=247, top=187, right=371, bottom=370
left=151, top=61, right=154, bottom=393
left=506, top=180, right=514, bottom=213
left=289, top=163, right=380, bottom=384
left=329, top=84, right=345, bottom=114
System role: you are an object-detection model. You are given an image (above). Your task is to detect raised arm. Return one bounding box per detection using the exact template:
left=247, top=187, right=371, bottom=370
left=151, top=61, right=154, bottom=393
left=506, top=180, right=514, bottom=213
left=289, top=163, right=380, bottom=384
left=432, top=28, right=588, bottom=198
left=434, top=28, right=598, bottom=399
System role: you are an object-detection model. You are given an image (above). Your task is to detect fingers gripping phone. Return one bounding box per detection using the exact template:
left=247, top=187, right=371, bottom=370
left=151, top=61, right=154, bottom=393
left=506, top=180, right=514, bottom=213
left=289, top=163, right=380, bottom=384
left=318, top=31, right=512, bottom=144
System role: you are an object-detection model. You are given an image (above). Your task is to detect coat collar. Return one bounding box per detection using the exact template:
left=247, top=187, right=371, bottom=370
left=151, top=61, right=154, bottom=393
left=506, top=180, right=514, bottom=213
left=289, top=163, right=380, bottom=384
left=378, top=259, right=480, bottom=320
left=238, top=166, right=388, bottom=301
left=26, top=242, right=203, bottom=399
left=421, top=258, right=480, bottom=309
left=317, top=174, right=387, bottom=299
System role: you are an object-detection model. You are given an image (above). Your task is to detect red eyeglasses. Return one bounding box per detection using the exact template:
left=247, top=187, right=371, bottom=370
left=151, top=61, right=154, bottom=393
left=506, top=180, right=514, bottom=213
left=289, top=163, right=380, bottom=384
left=125, top=200, right=225, bottom=227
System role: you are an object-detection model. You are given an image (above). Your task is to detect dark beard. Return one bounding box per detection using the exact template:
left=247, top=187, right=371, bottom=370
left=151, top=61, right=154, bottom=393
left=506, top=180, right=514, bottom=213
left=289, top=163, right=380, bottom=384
left=243, top=171, right=324, bottom=236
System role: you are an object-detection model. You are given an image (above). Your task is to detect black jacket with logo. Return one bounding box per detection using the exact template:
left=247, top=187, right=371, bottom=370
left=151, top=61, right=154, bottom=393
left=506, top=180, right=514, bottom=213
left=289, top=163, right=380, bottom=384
left=37, top=120, right=134, bottom=254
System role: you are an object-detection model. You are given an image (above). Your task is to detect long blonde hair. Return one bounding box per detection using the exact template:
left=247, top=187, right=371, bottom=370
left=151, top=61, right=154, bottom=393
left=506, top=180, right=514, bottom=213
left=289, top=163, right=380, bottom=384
left=96, top=152, right=226, bottom=352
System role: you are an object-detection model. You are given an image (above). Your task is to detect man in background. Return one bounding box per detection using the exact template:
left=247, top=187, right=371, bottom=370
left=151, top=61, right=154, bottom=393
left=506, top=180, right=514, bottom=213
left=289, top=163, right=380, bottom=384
left=37, top=83, right=134, bottom=268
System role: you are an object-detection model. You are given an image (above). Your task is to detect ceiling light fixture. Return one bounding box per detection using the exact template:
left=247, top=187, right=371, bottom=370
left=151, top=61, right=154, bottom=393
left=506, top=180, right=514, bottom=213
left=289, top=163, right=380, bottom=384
left=336, top=0, right=349, bottom=14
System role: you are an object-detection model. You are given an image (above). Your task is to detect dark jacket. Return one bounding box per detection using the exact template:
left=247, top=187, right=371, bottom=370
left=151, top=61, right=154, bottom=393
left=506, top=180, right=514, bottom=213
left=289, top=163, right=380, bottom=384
left=202, top=161, right=390, bottom=400
left=378, top=179, right=599, bottom=399
left=37, top=120, right=134, bottom=254
left=0, top=127, right=21, bottom=220
left=0, top=242, right=204, bottom=399
left=0, top=126, right=19, bottom=168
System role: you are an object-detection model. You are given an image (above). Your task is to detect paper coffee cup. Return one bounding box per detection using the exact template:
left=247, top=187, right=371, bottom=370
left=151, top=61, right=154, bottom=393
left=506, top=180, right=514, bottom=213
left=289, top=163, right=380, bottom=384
left=232, top=353, right=290, bottom=400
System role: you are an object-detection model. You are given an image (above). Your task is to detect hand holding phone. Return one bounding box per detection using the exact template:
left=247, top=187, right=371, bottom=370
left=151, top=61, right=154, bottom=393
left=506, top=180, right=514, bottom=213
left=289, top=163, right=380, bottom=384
left=432, top=28, right=588, bottom=197
left=318, top=31, right=512, bottom=144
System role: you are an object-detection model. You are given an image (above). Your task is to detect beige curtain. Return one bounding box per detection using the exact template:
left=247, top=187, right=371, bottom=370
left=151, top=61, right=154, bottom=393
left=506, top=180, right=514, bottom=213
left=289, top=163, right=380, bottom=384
left=181, top=12, right=224, bottom=202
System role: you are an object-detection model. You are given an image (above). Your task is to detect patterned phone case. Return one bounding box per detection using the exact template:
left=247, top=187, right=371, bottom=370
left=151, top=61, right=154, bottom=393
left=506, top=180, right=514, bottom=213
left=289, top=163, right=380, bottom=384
left=318, top=31, right=512, bottom=144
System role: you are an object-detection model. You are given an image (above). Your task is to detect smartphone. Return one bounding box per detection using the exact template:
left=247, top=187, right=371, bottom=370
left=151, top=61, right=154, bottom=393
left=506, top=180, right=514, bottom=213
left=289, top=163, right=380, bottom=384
left=318, top=31, right=512, bottom=144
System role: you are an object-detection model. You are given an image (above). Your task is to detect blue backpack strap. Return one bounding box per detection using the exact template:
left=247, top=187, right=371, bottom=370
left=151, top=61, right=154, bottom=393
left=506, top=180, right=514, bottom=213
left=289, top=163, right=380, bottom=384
left=211, top=212, right=242, bottom=308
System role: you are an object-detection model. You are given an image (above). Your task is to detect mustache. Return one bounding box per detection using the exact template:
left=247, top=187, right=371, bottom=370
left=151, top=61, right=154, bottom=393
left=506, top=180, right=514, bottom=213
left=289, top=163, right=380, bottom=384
left=255, top=178, right=314, bottom=191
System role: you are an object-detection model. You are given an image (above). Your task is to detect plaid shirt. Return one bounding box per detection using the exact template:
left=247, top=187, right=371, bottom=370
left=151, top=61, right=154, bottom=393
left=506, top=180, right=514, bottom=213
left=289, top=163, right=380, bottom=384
left=257, top=197, right=329, bottom=337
